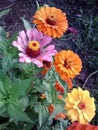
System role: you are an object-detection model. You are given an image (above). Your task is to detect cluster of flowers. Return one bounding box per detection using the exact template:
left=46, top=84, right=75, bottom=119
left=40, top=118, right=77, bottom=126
left=12, top=4, right=97, bottom=129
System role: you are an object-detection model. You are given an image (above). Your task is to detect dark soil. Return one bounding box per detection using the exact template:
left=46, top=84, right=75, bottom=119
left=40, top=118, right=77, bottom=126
left=0, top=0, right=98, bottom=91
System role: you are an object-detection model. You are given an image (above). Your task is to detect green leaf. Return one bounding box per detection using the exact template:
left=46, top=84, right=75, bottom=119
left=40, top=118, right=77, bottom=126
left=55, top=73, right=68, bottom=98
left=49, top=104, right=64, bottom=120
left=0, top=105, right=6, bottom=115
left=0, top=27, right=7, bottom=52
left=0, top=27, right=6, bottom=37
left=7, top=101, right=32, bottom=123
left=39, top=105, right=49, bottom=127
left=59, top=119, right=68, bottom=130
left=2, top=55, right=17, bottom=73
left=0, top=80, right=6, bottom=94
left=0, top=69, right=13, bottom=93
left=21, top=17, right=32, bottom=30
left=45, top=68, right=56, bottom=84
left=20, top=96, right=30, bottom=110
left=10, top=77, right=33, bottom=98
left=54, top=119, right=68, bottom=130
left=0, top=9, right=11, bottom=18
left=0, top=100, right=6, bottom=107
left=40, top=126, right=50, bottom=130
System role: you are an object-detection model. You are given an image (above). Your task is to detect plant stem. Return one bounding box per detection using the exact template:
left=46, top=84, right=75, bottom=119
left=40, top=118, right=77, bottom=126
left=82, top=70, right=98, bottom=89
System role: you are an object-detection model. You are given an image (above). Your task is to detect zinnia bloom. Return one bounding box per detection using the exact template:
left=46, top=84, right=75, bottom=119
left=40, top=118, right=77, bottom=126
left=58, top=94, right=63, bottom=100
left=40, top=93, right=46, bottom=99
left=33, top=5, right=68, bottom=38
left=12, top=28, right=57, bottom=67
left=48, top=104, right=55, bottom=114
left=41, top=61, right=52, bottom=74
left=54, top=112, right=67, bottom=120
left=67, top=122, right=98, bottom=130
left=54, top=81, right=65, bottom=93
left=65, top=87, right=96, bottom=124
left=54, top=50, right=82, bottom=80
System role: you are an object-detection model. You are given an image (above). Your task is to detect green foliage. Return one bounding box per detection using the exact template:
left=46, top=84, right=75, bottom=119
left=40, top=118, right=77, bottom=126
left=0, top=9, right=11, bottom=18
left=0, top=1, right=98, bottom=129
left=0, top=69, right=33, bottom=123
left=21, top=17, right=32, bottom=30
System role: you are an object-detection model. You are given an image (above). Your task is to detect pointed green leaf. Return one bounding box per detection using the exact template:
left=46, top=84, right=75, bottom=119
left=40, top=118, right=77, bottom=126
left=40, top=126, right=50, bottom=130
left=10, top=77, right=33, bottom=98
left=0, top=27, right=7, bottom=51
left=21, top=18, right=32, bottom=30
left=59, top=119, right=68, bottom=130
left=49, top=104, right=64, bottom=120
left=0, top=27, right=6, bottom=37
left=2, top=55, right=17, bottom=73
left=0, top=105, right=6, bottom=115
left=0, top=9, right=11, bottom=18
left=7, top=101, right=32, bottom=123
left=0, top=93, right=6, bottom=107
left=55, top=73, right=68, bottom=98
left=39, top=105, right=49, bottom=127
left=0, top=69, right=13, bottom=93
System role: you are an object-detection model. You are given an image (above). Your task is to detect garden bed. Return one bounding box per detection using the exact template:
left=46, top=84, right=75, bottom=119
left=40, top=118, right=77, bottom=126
left=0, top=0, right=98, bottom=129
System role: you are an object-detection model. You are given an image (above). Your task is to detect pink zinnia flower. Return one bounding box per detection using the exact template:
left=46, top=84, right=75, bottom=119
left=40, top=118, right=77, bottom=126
left=12, top=29, right=57, bottom=67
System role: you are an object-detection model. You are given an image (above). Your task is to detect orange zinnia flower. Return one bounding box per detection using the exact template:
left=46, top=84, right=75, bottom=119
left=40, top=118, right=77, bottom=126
left=54, top=81, right=64, bottom=93
left=54, top=112, right=67, bottom=120
left=33, top=5, right=68, bottom=38
left=48, top=104, right=55, bottom=114
left=54, top=50, right=82, bottom=80
left=58, top=94, right=63, bottom=100
left=41, top=60, right=52, bottom=75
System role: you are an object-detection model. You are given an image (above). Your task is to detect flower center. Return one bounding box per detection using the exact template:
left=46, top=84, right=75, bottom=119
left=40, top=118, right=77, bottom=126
left=78, top=102, right=86, bottom=110
left=46, top=15, right=56, bottom=26
left=64, top=60, right=72, bottom=68
left=26, top=40, right=40, bottom=58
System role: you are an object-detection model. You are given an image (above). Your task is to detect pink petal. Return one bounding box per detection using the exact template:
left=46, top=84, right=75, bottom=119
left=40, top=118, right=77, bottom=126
left=19, top=53, right=25, bottom=57
left=19, top=57, right=25, bottom=62
left=19, top=30, right=28, bottom=47
left=25, top=57, right=32, bottom=63
left=19, top=53, right=32, bottom=63
left=17, top=45, right=25, bottom=52
left=13, top=41, right=25, bottom=52
left=26, top=29, right=33, bottom=41
left=37, top=31, right=43, bottom=42
left=32, top=29, right=39, bottom=41
left=38, top=51, right=55, bottom=60
left=17, top=36, right=27, bottom=49
left=44, top=45, right=55, bottom=51
left=31, top=58, right=43, bottom=68
left=40, top=55, right=52, bottom=61
left=40, top=35, right=52, bottom=47
left=12, top=41, right=18, bottom=47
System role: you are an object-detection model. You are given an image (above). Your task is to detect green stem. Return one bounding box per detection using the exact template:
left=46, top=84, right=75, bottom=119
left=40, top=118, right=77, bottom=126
left=82, top=70, right=98, bottom=89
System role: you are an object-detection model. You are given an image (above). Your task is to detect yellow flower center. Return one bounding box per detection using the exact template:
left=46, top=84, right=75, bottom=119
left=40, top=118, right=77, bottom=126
left=78, top=102, right=86, bottom=110
left=28, top=41, right=40, bottom=50
left=46, top=15, right=56, bottom=26
left=26, top=40, right=40, bottom=58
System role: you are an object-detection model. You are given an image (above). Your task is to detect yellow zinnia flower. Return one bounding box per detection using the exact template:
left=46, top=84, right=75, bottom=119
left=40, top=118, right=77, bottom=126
left=65, top=87, right=96, bottom=124
left=33, top=5, right=68, bottom=38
